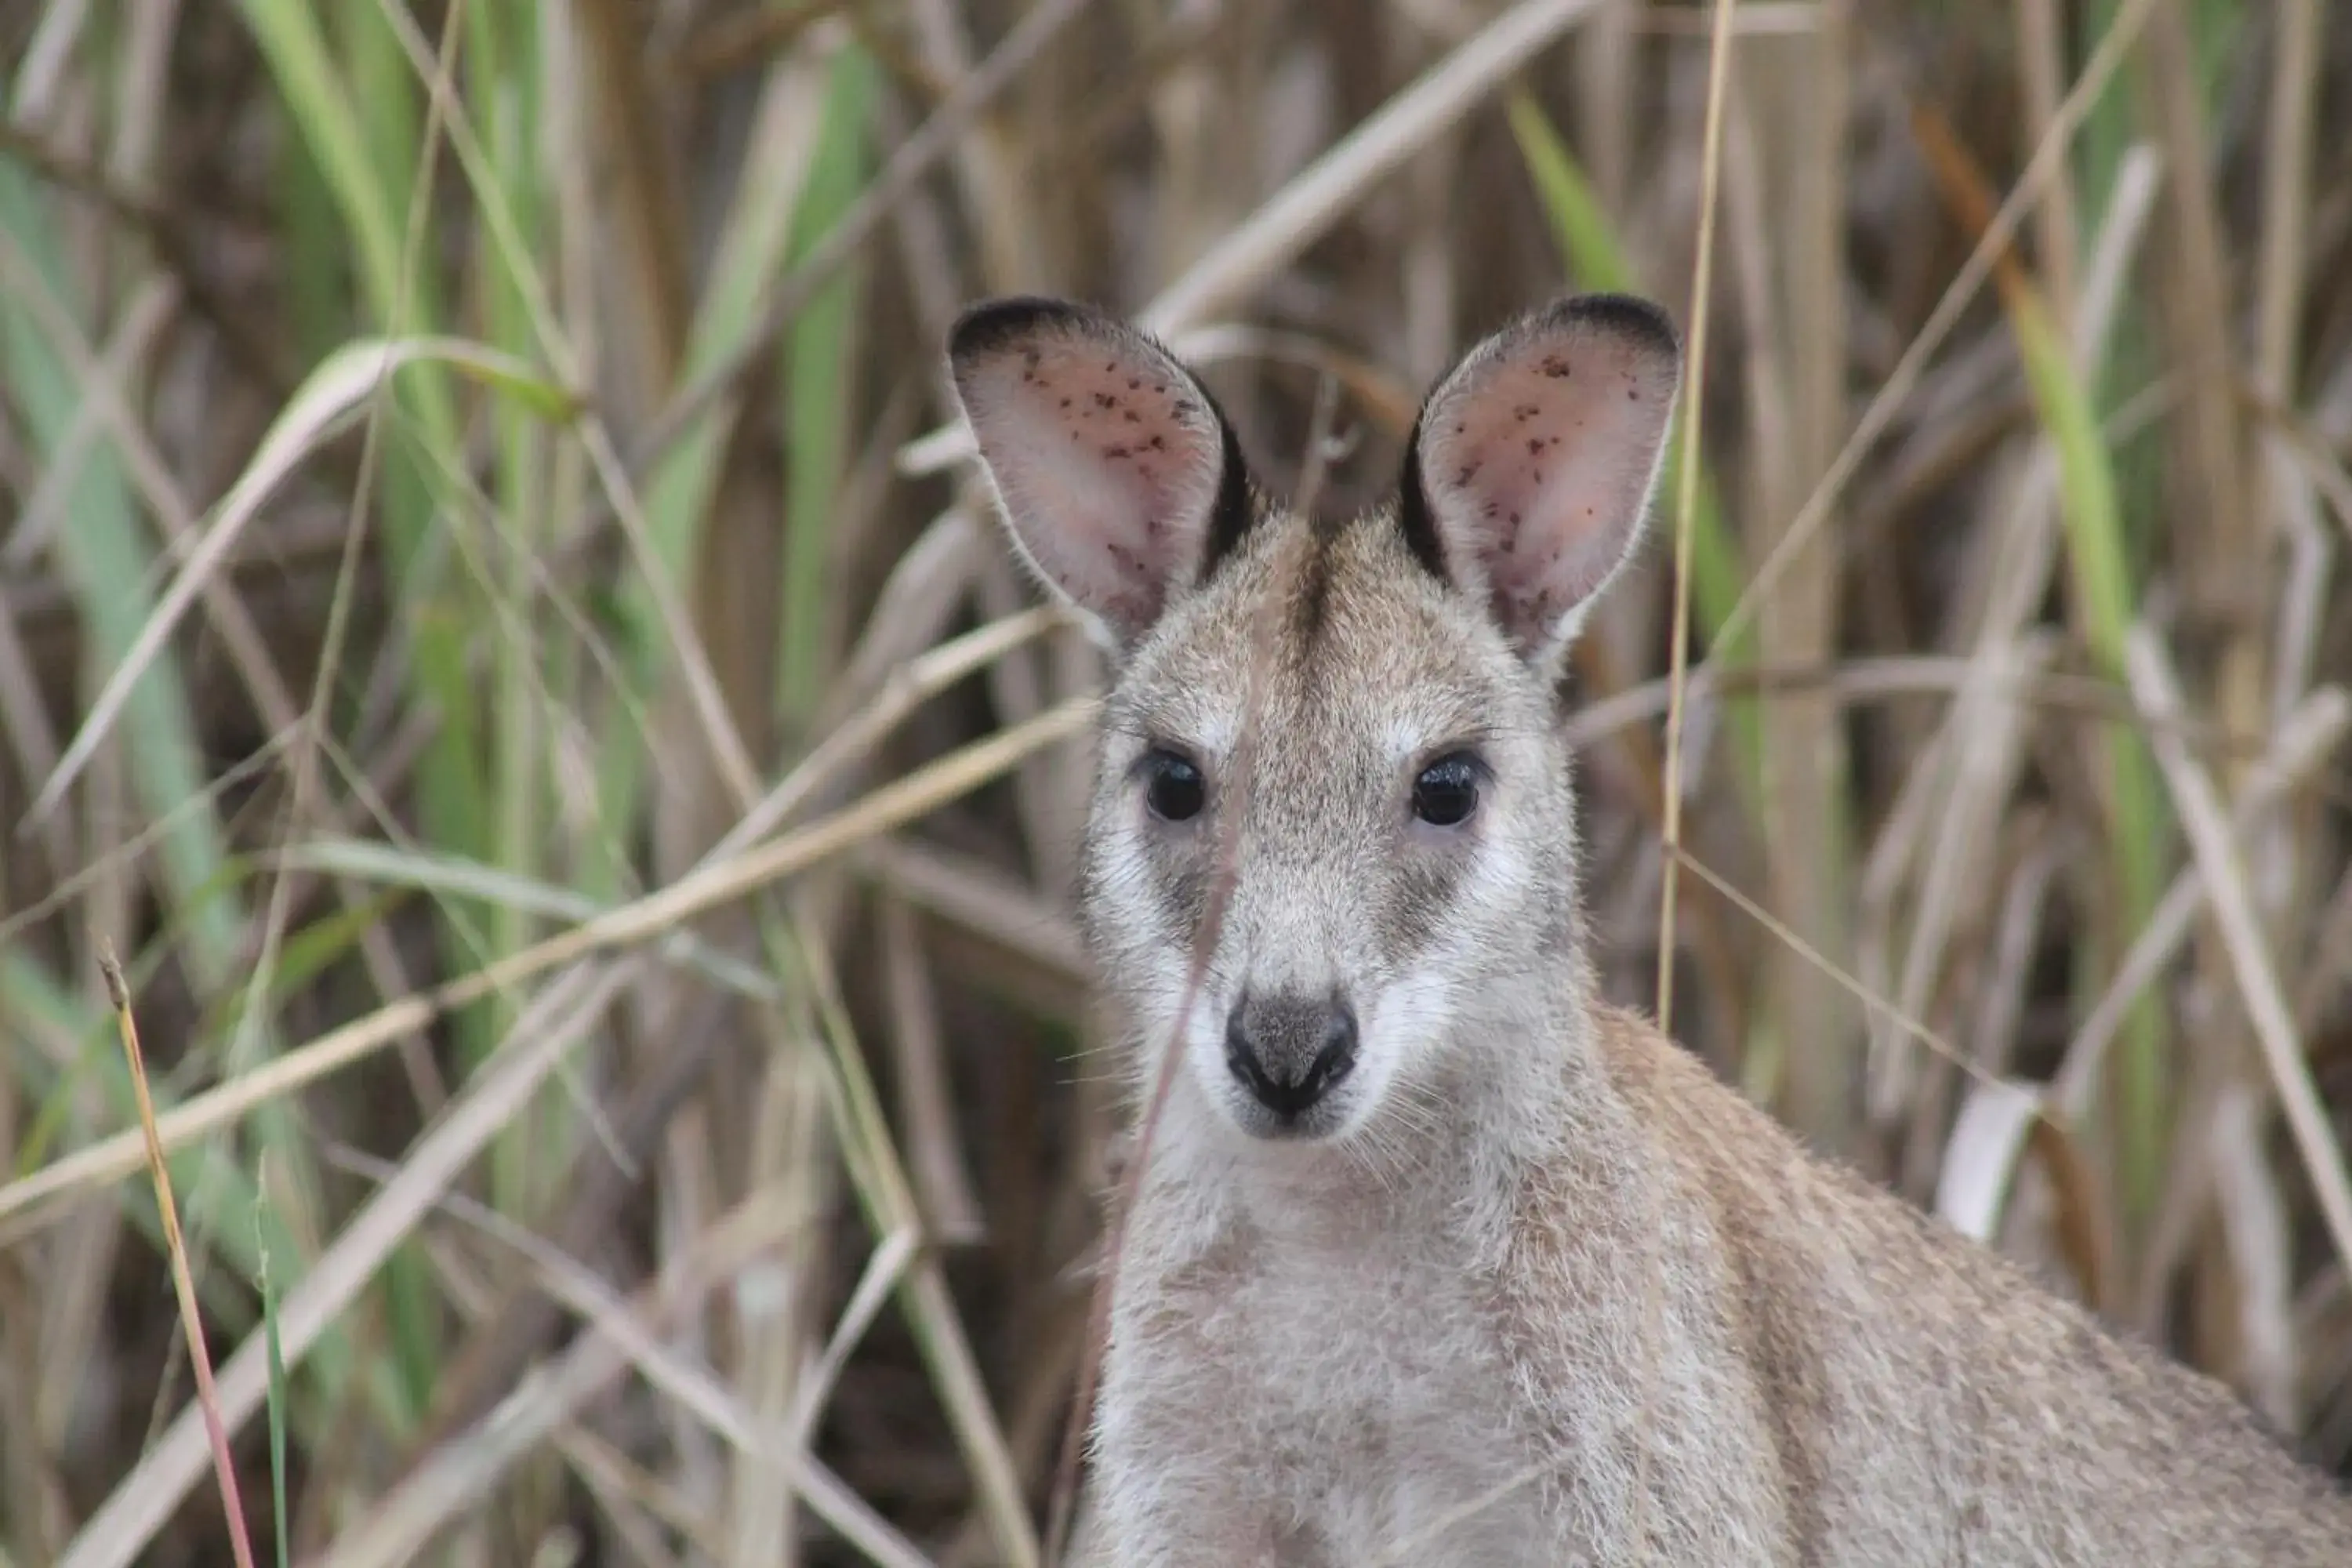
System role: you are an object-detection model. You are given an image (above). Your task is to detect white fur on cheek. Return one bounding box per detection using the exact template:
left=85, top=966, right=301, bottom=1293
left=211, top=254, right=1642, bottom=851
left=1088, top=815, right=1186, bottom=1000
left=1330, top=966, right=1460, bottom=1140
left=1181, top=989, right=1241, bottom=1124
left=1372, top=966, right=1462, bottom=1051
left=1465, top=805, right=1539, bottom=913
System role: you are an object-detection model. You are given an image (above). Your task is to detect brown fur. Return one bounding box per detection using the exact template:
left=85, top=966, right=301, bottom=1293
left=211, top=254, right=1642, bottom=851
left=1561, top=1005, right=2352, bottom=1563
left=947, top=293, right=2352, bottom=1565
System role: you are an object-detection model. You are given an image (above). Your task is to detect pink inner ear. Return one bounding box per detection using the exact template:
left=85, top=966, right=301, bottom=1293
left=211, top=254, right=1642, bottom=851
left=1419, top=329, right=1676, bottom=649
left=956, top=332, right=1225, bottom=637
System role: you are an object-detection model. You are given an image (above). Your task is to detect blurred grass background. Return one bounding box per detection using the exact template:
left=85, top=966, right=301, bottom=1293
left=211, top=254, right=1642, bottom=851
left=2, top=0, right=2351, bottom=1563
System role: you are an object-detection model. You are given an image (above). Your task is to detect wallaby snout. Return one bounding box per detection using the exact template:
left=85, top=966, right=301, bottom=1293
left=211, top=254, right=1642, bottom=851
left=1224, top=989, right=1358, bottom=1131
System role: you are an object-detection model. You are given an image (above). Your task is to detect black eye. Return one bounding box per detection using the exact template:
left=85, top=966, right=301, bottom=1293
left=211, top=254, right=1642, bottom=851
left=1143, top=750, right=1206, bottom=822
left=1412, top=754, right=1481, bottom=827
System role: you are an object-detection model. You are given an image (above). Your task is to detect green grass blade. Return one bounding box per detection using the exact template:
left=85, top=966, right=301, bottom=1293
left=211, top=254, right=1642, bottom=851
left=777, top=45, right=877, bottom=732
left=238, top=0, right=405, bottom=321
left=2009, top=289, right=2172, bottom=1217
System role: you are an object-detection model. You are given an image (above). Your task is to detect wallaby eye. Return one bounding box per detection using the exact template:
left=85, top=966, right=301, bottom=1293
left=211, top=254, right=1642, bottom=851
left=1142, top=750, right=1207, bottom=822
left=1412, top=754, right=1481, bottom=827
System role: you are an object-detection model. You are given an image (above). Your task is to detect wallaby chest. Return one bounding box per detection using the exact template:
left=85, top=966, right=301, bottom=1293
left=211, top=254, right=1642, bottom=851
left=1098, top=1175, right=1555, bottom=1565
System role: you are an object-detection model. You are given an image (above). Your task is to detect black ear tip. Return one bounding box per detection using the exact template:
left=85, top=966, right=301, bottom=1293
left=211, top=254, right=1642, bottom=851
left=947, top=295, right=1112, bottom=364
left=1537, top=292, right=1682, bottom=360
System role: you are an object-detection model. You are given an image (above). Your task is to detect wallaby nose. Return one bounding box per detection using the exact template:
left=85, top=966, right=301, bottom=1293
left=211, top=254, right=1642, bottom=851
left=1225, top=991, right=1357, bottom=1121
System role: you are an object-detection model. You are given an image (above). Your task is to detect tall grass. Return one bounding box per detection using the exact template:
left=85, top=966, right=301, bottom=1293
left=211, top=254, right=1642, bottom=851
left=3, top=3, right=2351, bottom=1563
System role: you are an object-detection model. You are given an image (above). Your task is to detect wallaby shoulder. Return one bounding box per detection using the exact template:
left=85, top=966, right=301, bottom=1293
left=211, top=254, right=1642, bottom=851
left=1547, top=1001, right=2352, bottom=1563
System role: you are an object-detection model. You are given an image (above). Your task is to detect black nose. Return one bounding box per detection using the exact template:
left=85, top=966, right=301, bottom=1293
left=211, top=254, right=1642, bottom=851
left=1225, top=991, right=1357, bottom=1120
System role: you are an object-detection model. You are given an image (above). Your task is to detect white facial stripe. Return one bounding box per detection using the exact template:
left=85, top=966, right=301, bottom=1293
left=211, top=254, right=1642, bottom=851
left=1192, top=707, right=1241, bottom=764
left=1381, top=713, right=1429, bottom=771
left=1109, top=684, right=1240, bottom=771
left=1381, top=706, right=1491, bottom=772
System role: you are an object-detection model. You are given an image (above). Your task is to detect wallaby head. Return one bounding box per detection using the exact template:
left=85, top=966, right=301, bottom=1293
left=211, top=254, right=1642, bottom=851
left=949, top=296, right=1679, bottom=1152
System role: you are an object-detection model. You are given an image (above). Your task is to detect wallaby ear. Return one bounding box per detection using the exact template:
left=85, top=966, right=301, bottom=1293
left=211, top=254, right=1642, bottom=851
left=947, top=296, right=1250, bottom=649
left=1398, top=295, right=1682, bottom=670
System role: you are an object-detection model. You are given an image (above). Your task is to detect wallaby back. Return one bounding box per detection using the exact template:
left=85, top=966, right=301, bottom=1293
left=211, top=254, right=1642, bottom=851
left=946, top=293, right=2352, bottom=1566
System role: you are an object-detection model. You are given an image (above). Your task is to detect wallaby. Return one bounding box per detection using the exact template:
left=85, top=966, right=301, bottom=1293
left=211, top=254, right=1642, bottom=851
left=946, top=293, right=2352, bottom=1566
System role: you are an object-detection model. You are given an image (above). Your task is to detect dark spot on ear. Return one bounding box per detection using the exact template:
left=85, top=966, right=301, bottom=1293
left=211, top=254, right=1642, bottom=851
left=1104, top=360, right=1116, bottom=372
left=1153, top=383, right=1168, bottom=394
left=1541, top=355, right=1572, bottom=379
left=1514, top=404, right=1539, bottom=421
left=1059, top=397, right=1072, bottom=408
left=1509, top=511, right=1521, bottom=525
left=1454, top=463, right=1478, bottom=486
left=1104, top=444, right=1131, bottom=459
left=1526, top=438, right=1544, bottom=456
left=1148, top=434, right=1167, bottom=450
left=1627, top=386, right=1639, bottom=401
left=1094, top=391, right=1116, bottom=410
left=1124, top=410, right=1142, bottom=423
left=1128, top=377, right=1142, bottom=390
